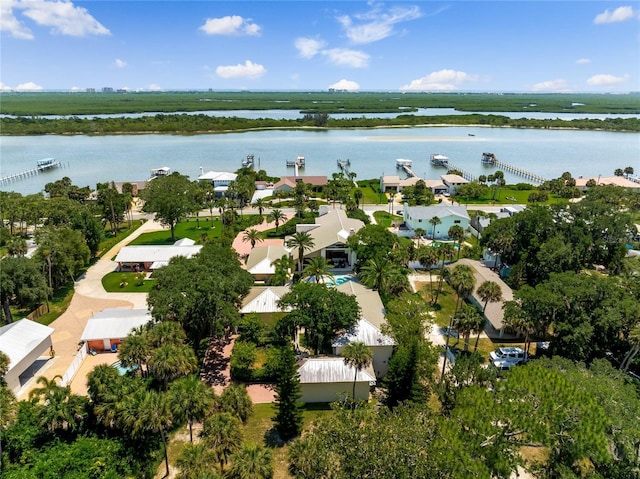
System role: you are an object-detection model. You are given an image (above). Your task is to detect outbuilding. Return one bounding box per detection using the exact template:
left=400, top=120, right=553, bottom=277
left=298, top=357, right=376, bottom=403
left=80, top=308, right=152, bottom=353
left=0, top=319, right=54, bottom=392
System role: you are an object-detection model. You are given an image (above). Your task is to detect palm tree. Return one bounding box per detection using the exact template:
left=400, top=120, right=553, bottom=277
left=342, top=342, right=373, bottom=402
left=620, top=325, right=640, bottom=372
left=226, top=443, right=274, bottom=479
left=413, top=227, right=426, bottom=245
left=270, top=254, right=293, bottom=286
left=416, top=245, right=440, bottom=304
left=251, top=198, right=266, bottom=217
left=132, top=390, right=173, bottom=478
left=286, top=231, right=315, bottom=273
left=29, top=375, right=88, bottom=434
left=448, top=224, right=465, bottom=260
left=219, top=383, right=254, bottom=424
left=434, top=243, right=456, bottom=304
left=267, top=208, right=285, bottom=232
left=428, top=215, right=441, bottom=239
left=170, top=375, right=217, bottom=442
left=455, top=305, right=483, bottom=352
left=176, top=443, right=220, bottom=479
left=148, top=343, right=198, bottom=390
left=301, top=256, right=335, bottom=284
left=118, top=330, right=150, bottom=376
left=476, top=280, right=503, bottom=313
left=449, top=264, right=476, bottom=316
left=201, top=412, right=243, bottom=472
left=242, top=228, right=264, bottom=249
left=358, top=257, right=392, bottom=292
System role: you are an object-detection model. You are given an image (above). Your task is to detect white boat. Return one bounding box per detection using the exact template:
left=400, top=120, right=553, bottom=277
left=396, top=158, right=412, bottom=168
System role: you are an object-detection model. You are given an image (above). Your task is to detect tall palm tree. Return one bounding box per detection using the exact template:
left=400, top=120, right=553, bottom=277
left=342, top=341, right=373, bottom=402
left=433, top=243, right=456, bottom=305
left=267, top=208, right=285, bottom=232
left=169, top=375, right=217, bottom=442
left=428, top=215, right=441, bottom=239
left=413, top=227, right=426, bottom=245
left=242, top=228, right=264, bottom=249
left=301, top=256, right=335, bottom=284
left=416, top=245, right=440, bottom=304
left=448, top=224, right=465, bottom=260
left=226, top=443, right=274, bottom=479
left=29, top=375, right=88, bottom=434
left=477, top=280, right=503, bottom=313
left=118, top=330, right=150, bottom=376
left=455, top=305, right=483, bottom=352
left=132, top=390, right=173, bottom=478
left=449, top=264, right=476, bottom=316
left=201, top=412, right=243, bottom=472
left=286, top=231, right=315, bottom=273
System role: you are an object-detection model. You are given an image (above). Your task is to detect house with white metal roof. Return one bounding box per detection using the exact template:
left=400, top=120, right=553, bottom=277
left=297, top=357, right=376, bottom=403
left=80, top=308, right=152, bottom=352
left=441, top=174, right=469, bottom=195
left=114, top=238, right=202, bottom=272
left=197, top=170, right=238, bottom=196
left=0, top=319, right=54, bottom=392
left=332, top=318, right=394, bottom=378
left=240, top=286, right=292, bottom=315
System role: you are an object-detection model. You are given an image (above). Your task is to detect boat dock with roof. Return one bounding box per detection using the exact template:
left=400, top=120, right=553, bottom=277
left=0, top=158, right=61, bottom=187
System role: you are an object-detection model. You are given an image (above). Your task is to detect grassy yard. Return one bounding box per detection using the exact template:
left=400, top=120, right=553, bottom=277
left=456, top=187, right=568, bottom=206
left=130, top=217, right=222, bottom=245
left=372, top=210, right=402, bottom=228
left=97, top=220, right=143, bottom=257
left=102, top=272, right=155, bottom=293
left=243, top=402, right=333, bottom=479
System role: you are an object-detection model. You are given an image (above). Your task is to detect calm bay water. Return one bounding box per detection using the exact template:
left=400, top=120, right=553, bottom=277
left=1, top=126, right=639, bottom=195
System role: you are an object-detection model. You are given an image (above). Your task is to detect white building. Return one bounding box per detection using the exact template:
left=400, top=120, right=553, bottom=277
left=298, top=357, right=376, bottom=403
left=80, top=308, right=152, bottom=352
left=0, top=319, right=54, bottom=392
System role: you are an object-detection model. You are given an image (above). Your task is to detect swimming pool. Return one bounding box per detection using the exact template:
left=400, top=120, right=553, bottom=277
left=326, top=275, right=356, bottom=287
left=430, top=241, right=460, bottom=249
left=111, top=360, right=138, bottom=376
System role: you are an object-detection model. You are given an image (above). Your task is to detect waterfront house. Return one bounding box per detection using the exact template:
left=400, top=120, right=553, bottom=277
left=298, top=357, right=376, bottom=403
left=402, top=204, right=470, bottom=239
left=272, top=175, right=328, bottom=194
left=379, top=175, right=448, bottom=195
left=441, top=174, right=469, bottom=195
left=197, top=170, right=238, bottom=196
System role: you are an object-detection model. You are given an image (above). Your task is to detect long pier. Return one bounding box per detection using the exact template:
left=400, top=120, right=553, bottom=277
left=0, top=158, right=61, bottom=187
left=481, top=152, right=546, bottom=184
left=445, top=162, right=477, bottom=182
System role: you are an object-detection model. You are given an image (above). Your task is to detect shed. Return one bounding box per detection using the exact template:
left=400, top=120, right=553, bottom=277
left=80, top=308, right=152, bottom=352
left=298, top=357, right=375, bottom=403
left=0, top=319, right=54, bottom=392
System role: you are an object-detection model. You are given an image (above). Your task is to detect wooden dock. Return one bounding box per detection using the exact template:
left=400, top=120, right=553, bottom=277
left=481, top=152, right=546, bottom=184
left=445, top=162, right=477, bottom=182
left=0, top=158, right=61, bottom=187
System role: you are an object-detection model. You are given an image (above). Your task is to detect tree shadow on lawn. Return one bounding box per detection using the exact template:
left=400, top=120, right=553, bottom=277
left=200, top=336, right=231, bottom=387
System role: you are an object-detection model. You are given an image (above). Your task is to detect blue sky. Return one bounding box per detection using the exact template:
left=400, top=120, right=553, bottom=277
left=1, top=1, right=639, bottom=93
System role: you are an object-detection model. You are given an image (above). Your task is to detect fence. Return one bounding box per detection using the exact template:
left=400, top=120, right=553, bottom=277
left=27, top=304, right=49, bottom=321
left=59, top=343, right=88, bottom=387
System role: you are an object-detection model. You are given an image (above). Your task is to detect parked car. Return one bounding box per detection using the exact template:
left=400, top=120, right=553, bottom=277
left=489, top=346, right=527, bottom=364
left=491, top=359, right=517, bottom=372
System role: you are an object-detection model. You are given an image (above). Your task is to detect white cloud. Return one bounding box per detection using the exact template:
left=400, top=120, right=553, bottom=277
left=199, top=15, right=261, bottom=36
left=337, top=4, right=422, bottom=44
left=586, top=73, right=629, bottom=86
left=576, top=58, right=591, bottom=64
left=323, top=48, right=370, bottom=68
left=114, top=58, right=127, bottom=68
left=17, top=0, right=110, bottom=37
left=16, top=81, right=43, bottom=91
left=328, top=79, right=360, bottom=91
left=295, top=37, right=325, bottom=58
left=0, top=82, right=15, bottom=91
left=594, top=6, right=636, bottom=24
left=400, top=69, right=478, bottom=91
left=69, top=86, right=82, bottom=92
left=147, top=84, right=162, bottom=91
left=531, top=79, right=570, bottom=92
left=216, top=60, right=266, bottom=79
left=1, top=0, right=34, bottom=39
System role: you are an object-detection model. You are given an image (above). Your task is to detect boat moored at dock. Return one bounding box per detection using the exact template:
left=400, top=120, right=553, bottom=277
left=430, top=154, right=449, bottom=167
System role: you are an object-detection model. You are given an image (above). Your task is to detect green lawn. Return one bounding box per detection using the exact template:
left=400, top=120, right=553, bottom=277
left=102, top=272, right=155, bottom=293
left=372, top=210, right=402, bottom=228
left=97, top=220, right=143, bottom=257
left=130, top=217, right=221, bottom=245
left=243, top=402, right=333, bottom=478
left=455, top=188, right=568, bottom=206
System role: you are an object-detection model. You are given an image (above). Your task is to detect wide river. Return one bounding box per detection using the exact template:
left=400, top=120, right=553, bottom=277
left=1, top=125, right=639, bottom=195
